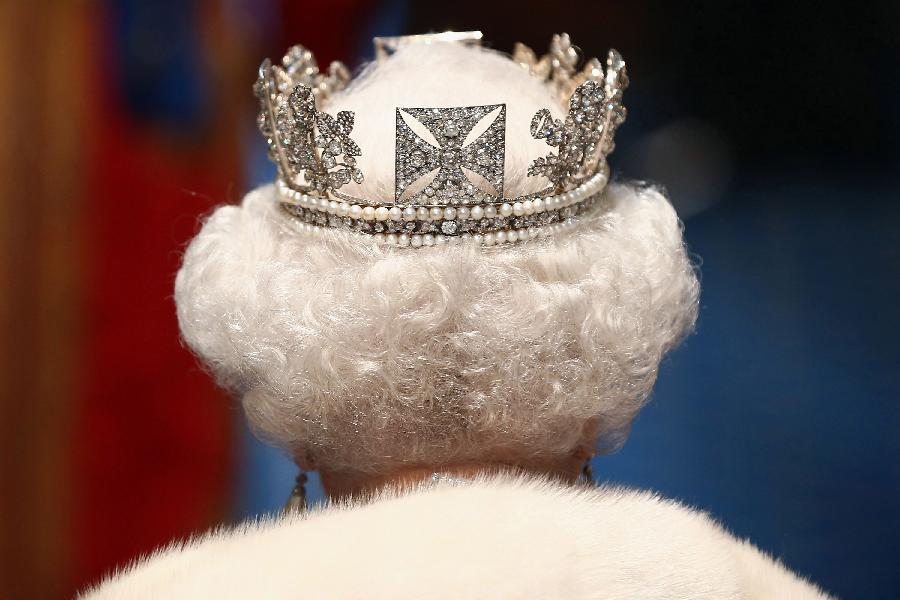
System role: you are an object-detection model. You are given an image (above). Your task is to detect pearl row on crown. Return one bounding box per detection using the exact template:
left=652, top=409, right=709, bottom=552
left=277, top=169, right=609, bottom=223
left=284, top=214, right=580, bottom=247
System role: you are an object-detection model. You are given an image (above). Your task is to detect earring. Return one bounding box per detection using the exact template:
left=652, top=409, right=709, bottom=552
left=581, top=458, right=594, bottom=483
left=284, top=471, right=308, bottom=513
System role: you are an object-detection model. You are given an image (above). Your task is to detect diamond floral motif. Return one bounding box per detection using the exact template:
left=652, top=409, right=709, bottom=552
left=255, top=55, right=363, bottom=194
left=527, top=49, right=628, bottom=192
left=527, top=80, right=604, bottom=190
left=259, top=35, right=626, bottom=223
left=395, top=104, right=506, bottom=204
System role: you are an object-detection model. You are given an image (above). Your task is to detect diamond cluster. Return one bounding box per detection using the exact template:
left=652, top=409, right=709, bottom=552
left=395, top=105, right=505, bottom=204
left=254, top=51, right=363, bottom=193
left=528, top=50, right=627, bottom=192
left=255, top=33, right=628, bottom=246
left=282, top=186, right=599, bottom=247
left=278, top=168, right=607, bottom=245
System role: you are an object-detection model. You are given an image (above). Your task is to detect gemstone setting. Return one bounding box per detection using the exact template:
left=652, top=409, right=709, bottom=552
left=395, top=104, right=506, bottom=204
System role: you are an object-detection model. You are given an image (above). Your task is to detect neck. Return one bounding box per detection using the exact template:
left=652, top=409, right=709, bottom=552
left=318, top=458, right=585, bottom=501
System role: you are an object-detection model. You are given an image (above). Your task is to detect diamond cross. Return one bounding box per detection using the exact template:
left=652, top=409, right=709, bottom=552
left=395, top=104, right=505, bottom=204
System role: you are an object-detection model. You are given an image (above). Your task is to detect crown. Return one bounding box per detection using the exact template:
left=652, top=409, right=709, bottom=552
left=254, top=32, right=627, bottom=247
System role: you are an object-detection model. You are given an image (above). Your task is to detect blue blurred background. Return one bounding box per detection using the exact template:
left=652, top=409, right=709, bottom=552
left=2, top=1, right=897, bottom=598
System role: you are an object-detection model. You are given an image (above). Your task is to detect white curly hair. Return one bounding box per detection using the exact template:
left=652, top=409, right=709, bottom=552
left=174, top=42, right=699, bottom=474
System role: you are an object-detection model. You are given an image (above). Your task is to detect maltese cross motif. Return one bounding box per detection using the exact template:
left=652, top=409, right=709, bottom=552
left=395, top=104, right=506, bottom=204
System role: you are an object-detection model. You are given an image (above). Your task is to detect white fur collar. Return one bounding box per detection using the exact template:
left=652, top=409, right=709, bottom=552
left=81, top=475, right=832, bottom=599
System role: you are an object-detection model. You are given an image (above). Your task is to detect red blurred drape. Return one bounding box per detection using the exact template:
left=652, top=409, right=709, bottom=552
left=70, top=4, right=240, bottom=594
left=67, top=1, right=374, bottom=596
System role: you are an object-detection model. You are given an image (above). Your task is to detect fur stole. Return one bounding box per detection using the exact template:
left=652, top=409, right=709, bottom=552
left=81, top=474, right=832, bottom=599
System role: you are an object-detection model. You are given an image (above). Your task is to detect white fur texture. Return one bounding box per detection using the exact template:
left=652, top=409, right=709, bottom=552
left=82, top=475, right=833, bottom=599
left=174, top=43, right=700, bottom=473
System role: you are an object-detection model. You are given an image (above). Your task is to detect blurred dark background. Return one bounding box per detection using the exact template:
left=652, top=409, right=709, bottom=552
left=0, top=1, right=897, bottom=598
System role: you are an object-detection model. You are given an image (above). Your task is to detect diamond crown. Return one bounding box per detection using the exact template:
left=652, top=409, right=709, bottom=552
left=253, top=32, right=628, bottom=245
left=395, top=104, right=507, bottom=203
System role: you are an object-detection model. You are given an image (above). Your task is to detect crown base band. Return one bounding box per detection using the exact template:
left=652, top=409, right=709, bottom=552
left=277, top=166, right=608, bottom=216
left=280, top=186, right=603, bottom=246
left=282, top=212, right=581, bottom=247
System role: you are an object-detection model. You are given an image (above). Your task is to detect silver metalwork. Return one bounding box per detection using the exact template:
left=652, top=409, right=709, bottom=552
left=254, top=33, right=628, bottom=245
left=527, top=46, right=627, bottom=193
left=254, top=50, right=363, bottom=193
left=395, top=104, right=506, bottom=204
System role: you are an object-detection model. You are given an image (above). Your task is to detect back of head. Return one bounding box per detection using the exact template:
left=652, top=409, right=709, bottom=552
left=174, top=40, right=699, bottom=475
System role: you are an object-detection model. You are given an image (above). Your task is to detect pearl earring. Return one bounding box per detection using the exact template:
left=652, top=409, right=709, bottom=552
left=284, top=471, right=309, bottom=513
left=581, top=459, right=594, bottom=483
